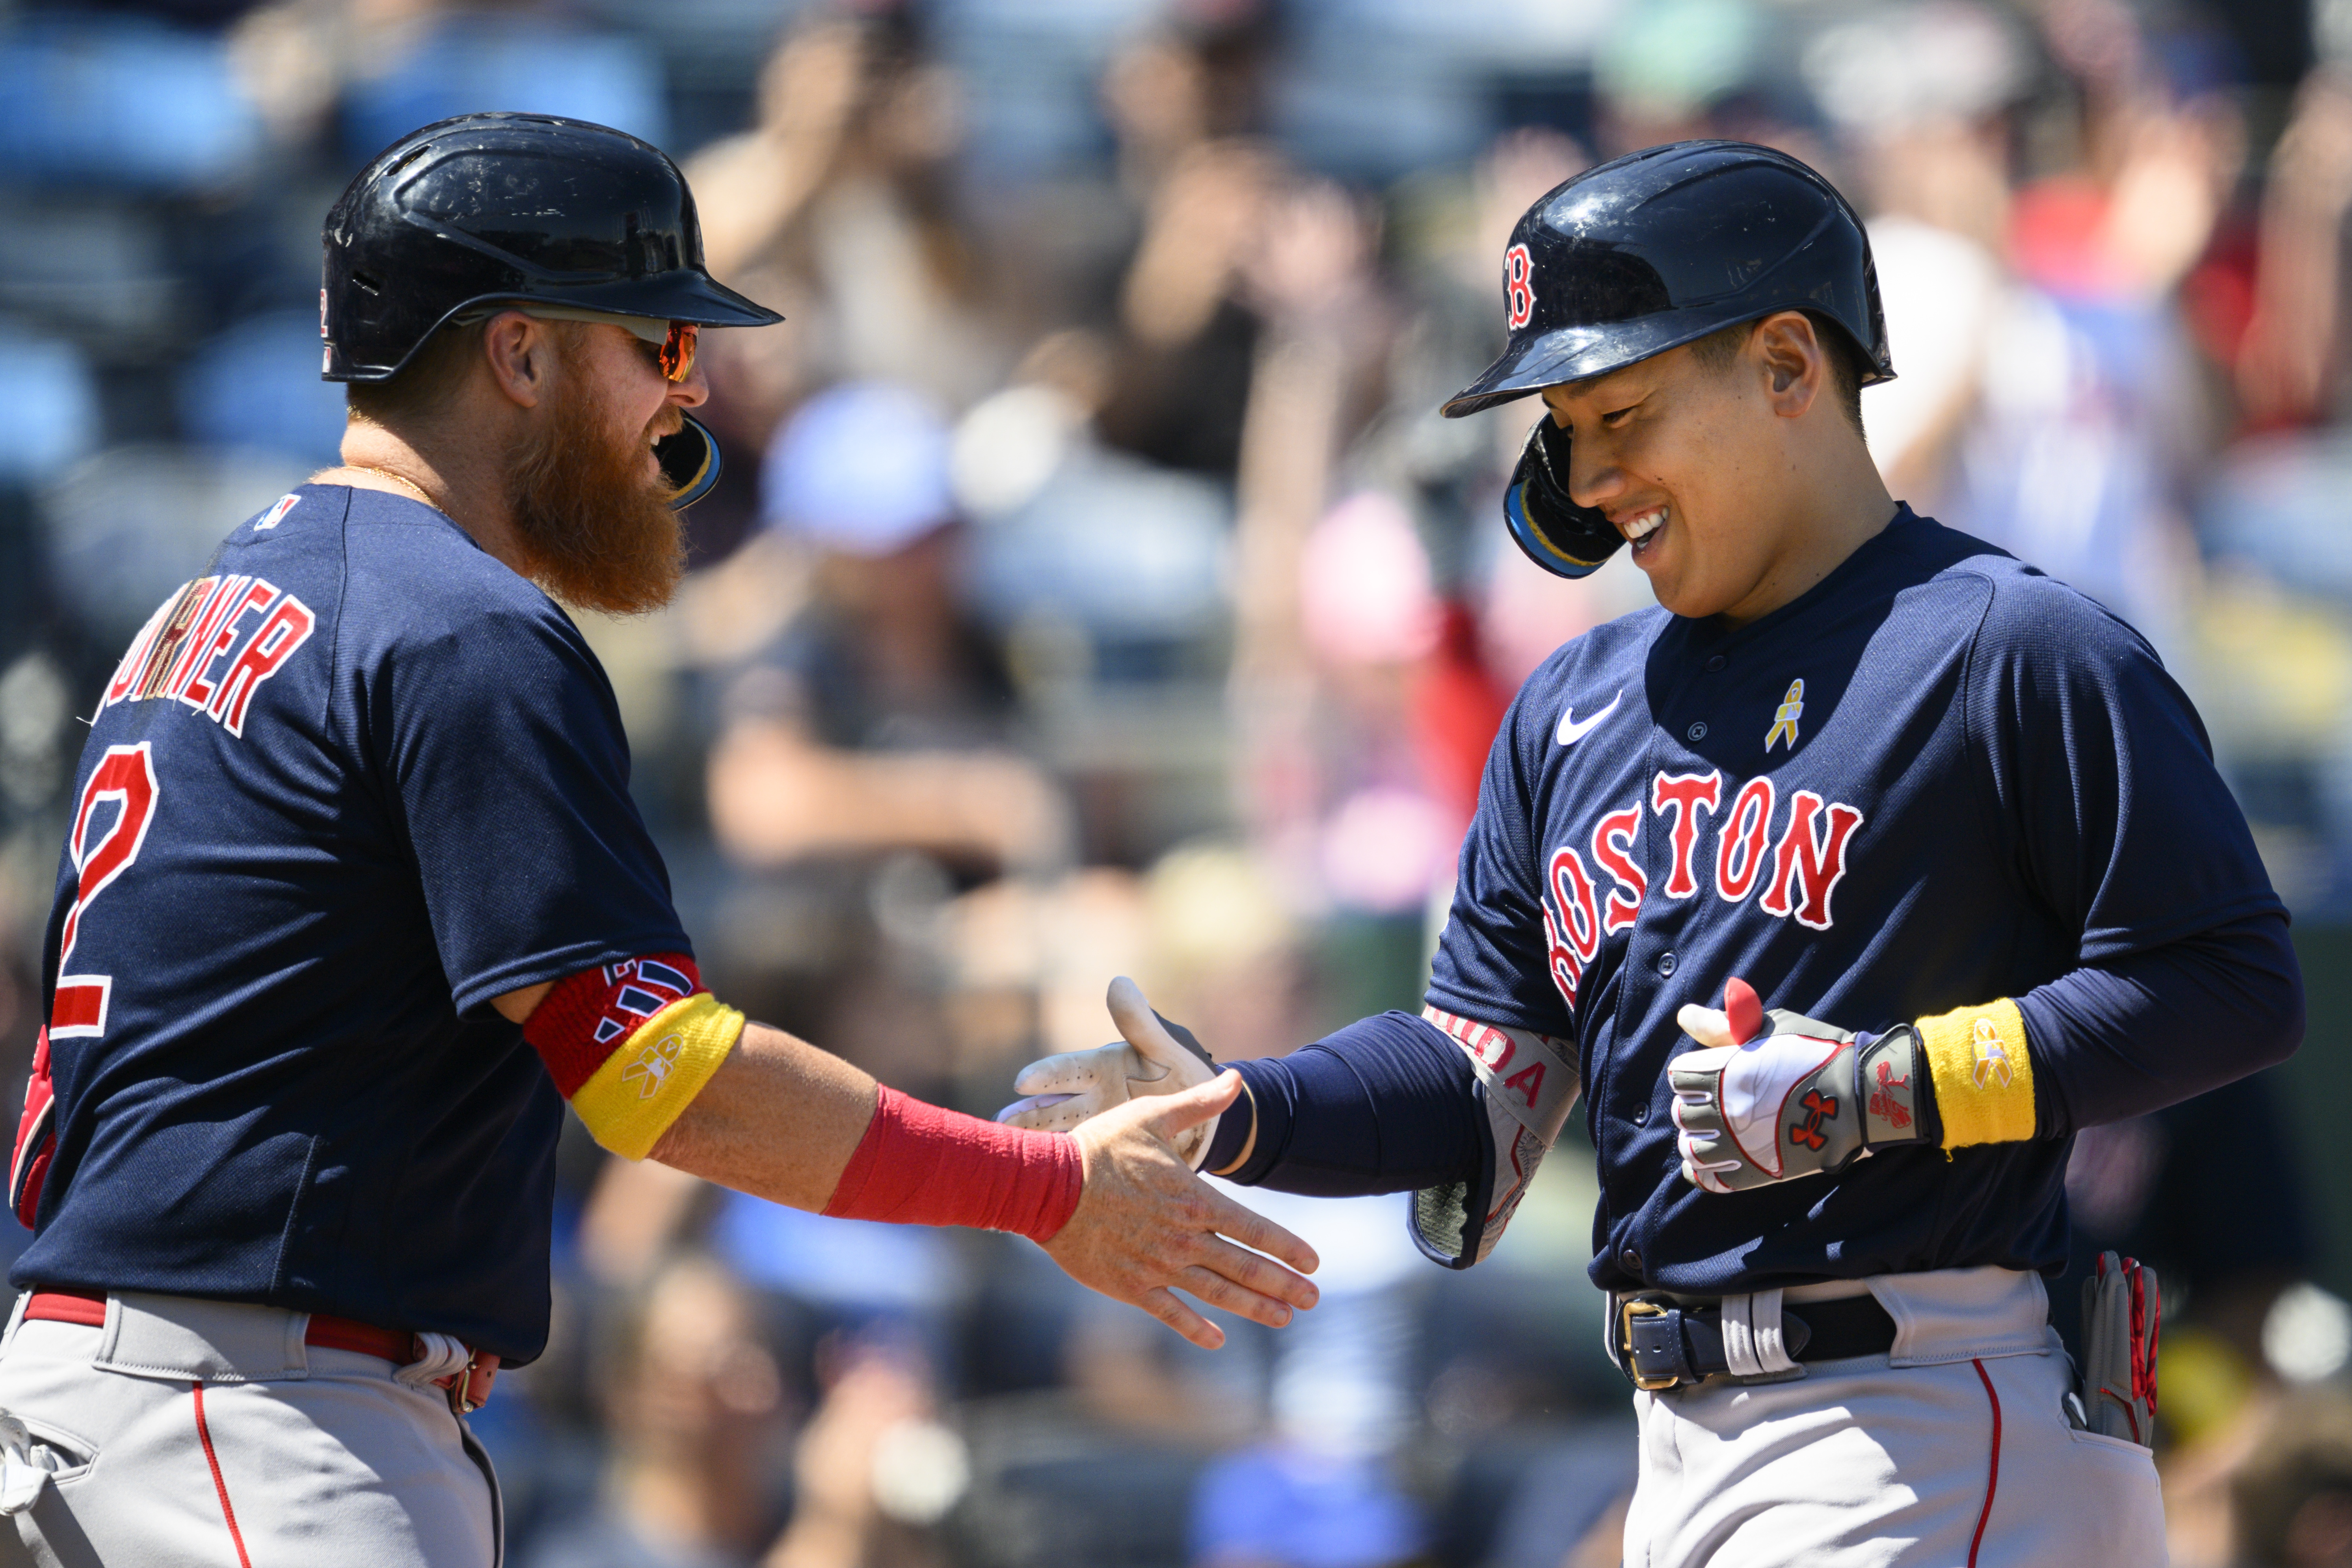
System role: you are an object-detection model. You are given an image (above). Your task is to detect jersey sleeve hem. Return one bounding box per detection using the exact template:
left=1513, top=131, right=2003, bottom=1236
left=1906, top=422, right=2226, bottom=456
left=1420, top=984, right=1573, bottom=1042
left=450, top=932, right=695, bottom=1018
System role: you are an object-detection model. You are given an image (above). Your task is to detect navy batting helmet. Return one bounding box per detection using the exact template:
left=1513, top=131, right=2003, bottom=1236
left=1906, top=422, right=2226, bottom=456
left=1446, top=140, right=1892, bottom=577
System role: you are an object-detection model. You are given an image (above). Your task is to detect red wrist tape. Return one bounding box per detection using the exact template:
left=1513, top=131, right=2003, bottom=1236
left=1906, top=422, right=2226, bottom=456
left=822, top=1086, right=1083, bottom=1244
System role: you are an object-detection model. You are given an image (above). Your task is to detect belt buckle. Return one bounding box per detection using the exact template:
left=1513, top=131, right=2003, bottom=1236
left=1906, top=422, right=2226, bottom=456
left=1619, top=1298, right=1682, bottom=1392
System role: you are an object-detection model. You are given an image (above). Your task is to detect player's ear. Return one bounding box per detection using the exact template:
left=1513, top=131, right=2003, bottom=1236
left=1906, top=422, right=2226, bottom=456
left=480, top=311, right=553, bottom=410
left=1752, top=311, right=1825, bottom=418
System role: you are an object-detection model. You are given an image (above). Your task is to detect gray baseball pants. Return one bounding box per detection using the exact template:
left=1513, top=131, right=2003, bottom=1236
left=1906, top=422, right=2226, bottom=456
left=0, top=1289, right=500, bottom=1566
left=1621, top=1267, right=2167, bottom=1567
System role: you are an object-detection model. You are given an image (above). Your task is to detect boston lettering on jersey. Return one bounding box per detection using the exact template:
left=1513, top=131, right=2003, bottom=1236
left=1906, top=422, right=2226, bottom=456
left=1542, top=773, right=1863, bottom=1015
left=101, top=570, right=317, bottom=738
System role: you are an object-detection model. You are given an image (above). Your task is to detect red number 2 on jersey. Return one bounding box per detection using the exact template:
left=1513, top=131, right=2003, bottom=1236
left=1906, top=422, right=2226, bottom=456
left=15, top=744, right=158, bottom=1226
left=50, top=742, right=159, bottom=1040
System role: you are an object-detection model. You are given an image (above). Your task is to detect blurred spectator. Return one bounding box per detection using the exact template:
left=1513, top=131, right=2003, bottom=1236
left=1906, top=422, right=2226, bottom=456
left=767, top=1346, right=962, bottom=1568
left=524, top=1255, right=791, bottom=1568
left=987, top=11, right=1280, bottom=482
left=2237, top=73, right=2352, bottom=428
left=2233, top=1389, right=2352, bottom=1566
left=688, top=9, right=1003, bottom=413
left=707, top=380, right=1068, bottom=878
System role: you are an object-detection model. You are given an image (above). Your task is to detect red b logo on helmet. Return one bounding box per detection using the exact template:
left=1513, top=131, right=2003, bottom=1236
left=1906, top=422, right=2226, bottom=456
left=1503, top=244, right=1535, bottom=329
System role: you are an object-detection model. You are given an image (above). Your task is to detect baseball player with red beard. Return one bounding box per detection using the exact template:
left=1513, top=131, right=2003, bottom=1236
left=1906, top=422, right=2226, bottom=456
left=0, top=113, right=1317, bottom=1567
left=1004, top=141, right=2302, bottom=1566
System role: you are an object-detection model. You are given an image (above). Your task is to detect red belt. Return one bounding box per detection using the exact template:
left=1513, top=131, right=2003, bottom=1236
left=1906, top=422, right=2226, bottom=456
left=24, top=1289, right=497, bottom=1413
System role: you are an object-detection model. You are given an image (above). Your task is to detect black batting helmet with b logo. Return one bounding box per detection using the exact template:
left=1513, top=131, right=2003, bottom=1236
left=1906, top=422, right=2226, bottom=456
left=1442, top=140, right=1892, bottom=419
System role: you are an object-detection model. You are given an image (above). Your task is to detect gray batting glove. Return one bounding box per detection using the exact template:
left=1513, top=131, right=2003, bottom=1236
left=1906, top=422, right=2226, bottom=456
left=996, top=977, right=1221, bottom=1168
left=2075, top=1252, right=2160, bottom=1446
left=1669, top=977, right=1924, bottom=1194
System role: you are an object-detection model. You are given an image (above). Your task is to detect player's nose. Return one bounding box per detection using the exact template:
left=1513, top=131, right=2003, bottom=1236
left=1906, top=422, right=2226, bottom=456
left=667, top=363, right=710, bottom=409
left=1565, top=435, right=1624, bottom=512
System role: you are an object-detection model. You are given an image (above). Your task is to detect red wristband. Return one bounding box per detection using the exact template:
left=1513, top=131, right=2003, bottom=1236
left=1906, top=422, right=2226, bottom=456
left=821, top=1086, right=1084, bottom=1244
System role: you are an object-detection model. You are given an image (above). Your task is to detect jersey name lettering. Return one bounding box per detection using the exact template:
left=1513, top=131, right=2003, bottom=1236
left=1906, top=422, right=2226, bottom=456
left=102, top=575, right=318, bottom=738
left=1538, top=768, right=1867, bottom=1014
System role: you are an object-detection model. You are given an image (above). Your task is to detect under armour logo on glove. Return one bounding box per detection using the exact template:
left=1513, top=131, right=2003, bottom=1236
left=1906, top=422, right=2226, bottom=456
left=1668, top=978, right=1925, bottom=1193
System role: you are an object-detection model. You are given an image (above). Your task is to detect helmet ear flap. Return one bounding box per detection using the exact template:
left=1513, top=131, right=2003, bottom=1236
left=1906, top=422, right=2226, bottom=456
left=655, top=414, right=722, bottom=510
left=1502, top=417, right=1623, bottom=579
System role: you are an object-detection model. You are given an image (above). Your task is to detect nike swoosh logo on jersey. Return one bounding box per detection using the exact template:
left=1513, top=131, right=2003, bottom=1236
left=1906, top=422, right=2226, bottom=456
left=1556, top=690, right=1623, bottom=745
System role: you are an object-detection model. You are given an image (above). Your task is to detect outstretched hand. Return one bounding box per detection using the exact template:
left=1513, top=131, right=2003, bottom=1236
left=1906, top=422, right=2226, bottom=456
left=1044, top=1069, right=1319, bottom=1349
left=998, top=976, right=1220, bottom=1167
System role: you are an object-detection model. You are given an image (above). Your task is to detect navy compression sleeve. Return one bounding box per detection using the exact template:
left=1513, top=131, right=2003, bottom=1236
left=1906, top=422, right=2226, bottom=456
left=2016, top=907, right=2303, bottom=1140
left=1204, top=1011, right=1484, bottom=1196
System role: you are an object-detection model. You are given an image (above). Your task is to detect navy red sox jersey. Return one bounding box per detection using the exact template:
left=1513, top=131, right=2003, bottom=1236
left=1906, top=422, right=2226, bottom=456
left=1427, top=506, right=2287, bottom=1295
left=13, top=484, right=688, bottom=1362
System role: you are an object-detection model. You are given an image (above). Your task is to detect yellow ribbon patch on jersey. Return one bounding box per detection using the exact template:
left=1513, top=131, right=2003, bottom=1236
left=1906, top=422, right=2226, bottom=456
left=1918, top=997, right=2034, bottom=1149
left=570, top=991, right=745, bottom=1160
left=1764, top=679, right=1805, bottom=751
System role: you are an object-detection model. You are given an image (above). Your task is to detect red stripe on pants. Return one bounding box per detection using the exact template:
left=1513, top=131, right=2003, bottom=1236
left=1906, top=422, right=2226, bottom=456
left=1967, top=1358, right=2003, bottom=1568
left=190, top=1383, right=254, bottom=1568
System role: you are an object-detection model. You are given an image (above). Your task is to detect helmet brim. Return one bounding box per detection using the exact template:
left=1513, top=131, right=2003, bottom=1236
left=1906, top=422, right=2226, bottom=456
left=499, top=269, right=785, bottom=329
left=1442, top=304, right=1896, bottom=419
left=1441, top=311, right=1738, bottom=418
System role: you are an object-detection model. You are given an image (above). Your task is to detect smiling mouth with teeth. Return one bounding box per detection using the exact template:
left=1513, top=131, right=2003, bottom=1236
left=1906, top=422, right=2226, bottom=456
left=1621, top=506, right=1668, bottom=555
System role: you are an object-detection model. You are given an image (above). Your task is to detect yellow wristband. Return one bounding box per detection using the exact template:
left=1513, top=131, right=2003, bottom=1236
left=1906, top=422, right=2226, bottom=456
left=570, top=992, right=745, bottom=1160
left=1917, top=997, right=2035, bottom=1149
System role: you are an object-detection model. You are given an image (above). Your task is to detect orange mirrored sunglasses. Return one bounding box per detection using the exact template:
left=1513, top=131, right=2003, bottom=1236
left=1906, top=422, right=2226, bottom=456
left=654, top=320, right=698, bottom=383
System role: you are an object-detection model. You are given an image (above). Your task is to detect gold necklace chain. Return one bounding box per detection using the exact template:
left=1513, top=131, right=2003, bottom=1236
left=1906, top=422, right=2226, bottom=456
left=348, top=464, right=439, bottom=510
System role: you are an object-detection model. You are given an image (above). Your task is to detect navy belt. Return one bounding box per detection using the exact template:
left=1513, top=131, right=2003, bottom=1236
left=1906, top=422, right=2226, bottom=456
left=1613, top=1292, right=1896, bottom=1391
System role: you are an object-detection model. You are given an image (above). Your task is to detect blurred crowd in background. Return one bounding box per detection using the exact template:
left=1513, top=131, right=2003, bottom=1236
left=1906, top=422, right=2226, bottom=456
left=9, top=0, right=2352, bottom=1562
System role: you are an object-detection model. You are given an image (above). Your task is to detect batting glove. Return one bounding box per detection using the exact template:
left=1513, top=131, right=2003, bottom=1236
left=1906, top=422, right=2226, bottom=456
left=2074, top=1251, right=2160, bottom=1447
left=1669, top=978, right=1925, bottom=1194
left=995, top=977, right=1221, bottom=1168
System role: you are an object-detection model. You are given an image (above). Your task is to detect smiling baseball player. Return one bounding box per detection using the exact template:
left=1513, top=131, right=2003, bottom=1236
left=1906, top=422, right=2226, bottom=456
left=1003, top=141, right=2303, bottom=1566
left=0, top=113, right=1315, bottom=1568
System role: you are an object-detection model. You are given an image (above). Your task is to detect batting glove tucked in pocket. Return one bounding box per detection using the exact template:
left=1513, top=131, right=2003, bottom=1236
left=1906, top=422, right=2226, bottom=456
left=995, top=977, right=1220, bottom=1168
left=1669, top=978, right=1924, bottom=1193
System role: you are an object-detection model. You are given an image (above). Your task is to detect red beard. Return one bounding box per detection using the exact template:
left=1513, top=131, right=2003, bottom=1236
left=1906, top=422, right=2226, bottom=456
left=506, top=355, right=685, bottom=616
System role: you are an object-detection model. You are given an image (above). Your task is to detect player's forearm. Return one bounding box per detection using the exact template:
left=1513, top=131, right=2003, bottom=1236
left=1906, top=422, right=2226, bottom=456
left=648, top=1019, right=878, bottom=1209
left=2012, top=907, right=2304, bottom=1140
left=1205, top=1012, right=1484, bottom=1194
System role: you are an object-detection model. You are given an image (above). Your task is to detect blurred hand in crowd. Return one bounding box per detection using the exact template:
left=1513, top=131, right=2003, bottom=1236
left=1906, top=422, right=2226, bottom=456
left=765, top=1348, right=945, bottom=1568
left=1122, top=142, right=1280, bottom=350
left=2240, top=73, right=2352, bottom=427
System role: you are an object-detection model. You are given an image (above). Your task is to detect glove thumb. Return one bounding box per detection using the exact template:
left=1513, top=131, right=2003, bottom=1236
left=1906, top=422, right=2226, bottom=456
left=1106, top=976, right=1213, bottom=1083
